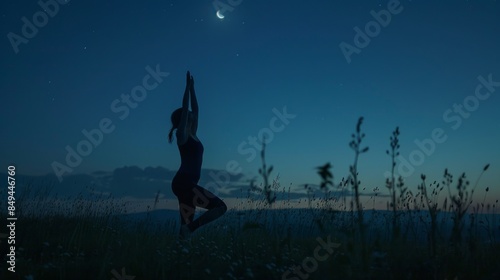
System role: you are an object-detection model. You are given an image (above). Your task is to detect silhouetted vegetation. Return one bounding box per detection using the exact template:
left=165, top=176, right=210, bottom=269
left=1, top=117, right=499, bottom=279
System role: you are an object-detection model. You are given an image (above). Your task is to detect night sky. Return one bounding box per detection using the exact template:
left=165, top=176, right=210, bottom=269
left=1, top=0, right=499, bottom=208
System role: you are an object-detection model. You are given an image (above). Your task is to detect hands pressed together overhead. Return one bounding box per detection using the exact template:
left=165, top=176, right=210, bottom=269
left=186, top=71, right=194, bottom=90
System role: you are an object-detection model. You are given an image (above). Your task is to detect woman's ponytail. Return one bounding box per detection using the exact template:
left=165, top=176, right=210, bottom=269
left=168, top=127, right=175, bottom=143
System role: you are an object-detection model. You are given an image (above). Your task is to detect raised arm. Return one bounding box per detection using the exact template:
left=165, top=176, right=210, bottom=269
left=189, top=74, right=199, bottom=134
left=176, top=71, right=191, bottom=145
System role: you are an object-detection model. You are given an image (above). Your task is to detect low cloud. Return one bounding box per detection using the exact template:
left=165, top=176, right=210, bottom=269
left=2, top=167, right=388, bottom=206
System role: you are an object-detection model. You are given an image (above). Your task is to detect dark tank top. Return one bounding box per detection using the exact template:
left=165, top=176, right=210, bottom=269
left=176, top=136, right=204, bottom=182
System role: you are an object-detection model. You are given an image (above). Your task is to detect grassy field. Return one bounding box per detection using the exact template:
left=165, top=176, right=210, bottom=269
left=1, top=117, right=499, bottom=280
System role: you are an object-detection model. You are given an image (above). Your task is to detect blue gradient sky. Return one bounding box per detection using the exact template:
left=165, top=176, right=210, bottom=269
left=1, top=0, right=499, bottom=206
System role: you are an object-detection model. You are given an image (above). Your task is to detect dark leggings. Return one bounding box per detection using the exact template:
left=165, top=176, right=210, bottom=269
left=171, top=174, right=227, bottom=232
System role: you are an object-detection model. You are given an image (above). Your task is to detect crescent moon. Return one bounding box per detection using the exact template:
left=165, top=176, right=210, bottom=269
left=216, top=10, right=225, bottom=19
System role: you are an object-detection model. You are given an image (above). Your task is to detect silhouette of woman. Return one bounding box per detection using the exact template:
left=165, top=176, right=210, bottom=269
left=168, top=71, right=227, bottom=240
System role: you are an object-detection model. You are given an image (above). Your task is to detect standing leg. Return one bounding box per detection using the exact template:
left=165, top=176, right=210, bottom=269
left=172, top=177, right=196, bottom=239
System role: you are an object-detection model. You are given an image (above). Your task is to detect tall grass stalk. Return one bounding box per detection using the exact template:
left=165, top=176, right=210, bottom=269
left=419, top=174, right=439, bottom=257
left=386, top=127, right=402, bottom=240
left=348, top=117, right=369, bottom=271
